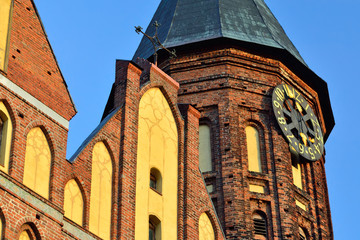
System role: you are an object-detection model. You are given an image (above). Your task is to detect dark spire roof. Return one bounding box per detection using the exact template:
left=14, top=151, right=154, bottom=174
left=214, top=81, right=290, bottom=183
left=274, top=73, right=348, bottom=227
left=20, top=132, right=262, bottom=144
left=133, top=0, right=305, bottom=65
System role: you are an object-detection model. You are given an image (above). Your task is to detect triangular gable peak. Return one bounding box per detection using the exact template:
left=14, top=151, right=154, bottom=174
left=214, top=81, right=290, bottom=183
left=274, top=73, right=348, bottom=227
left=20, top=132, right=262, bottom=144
left=5, top=0, right=76, bottom=121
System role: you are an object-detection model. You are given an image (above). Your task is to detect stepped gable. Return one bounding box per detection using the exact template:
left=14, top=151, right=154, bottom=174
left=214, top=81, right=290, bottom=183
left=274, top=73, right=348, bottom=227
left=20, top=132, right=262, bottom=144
left=6, top=0, right=76, bottom=121
left=133, top=0, right=305, bottom=65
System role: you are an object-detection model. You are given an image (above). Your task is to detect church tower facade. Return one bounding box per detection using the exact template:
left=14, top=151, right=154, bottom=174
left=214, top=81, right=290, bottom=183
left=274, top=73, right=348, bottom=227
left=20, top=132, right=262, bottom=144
left=134, top=0, right=334, bottom=239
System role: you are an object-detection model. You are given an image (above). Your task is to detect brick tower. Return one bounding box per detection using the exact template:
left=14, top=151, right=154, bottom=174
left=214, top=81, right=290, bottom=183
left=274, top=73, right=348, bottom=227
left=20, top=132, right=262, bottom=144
left=134, top=0, right=335, bottom=239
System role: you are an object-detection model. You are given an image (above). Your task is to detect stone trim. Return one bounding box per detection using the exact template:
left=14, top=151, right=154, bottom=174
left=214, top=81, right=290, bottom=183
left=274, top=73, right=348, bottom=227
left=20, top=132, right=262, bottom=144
left=0, top=74, right=69, bottom=129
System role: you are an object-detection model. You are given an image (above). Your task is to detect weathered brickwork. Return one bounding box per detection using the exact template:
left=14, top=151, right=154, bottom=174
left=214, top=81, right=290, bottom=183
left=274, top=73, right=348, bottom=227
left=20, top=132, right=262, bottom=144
left=159, top=45, right=333, bottom=239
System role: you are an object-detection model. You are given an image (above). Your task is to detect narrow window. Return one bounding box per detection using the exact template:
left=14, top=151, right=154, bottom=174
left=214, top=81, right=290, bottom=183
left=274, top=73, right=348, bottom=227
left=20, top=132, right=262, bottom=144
left=23, top=127, right=51, bottom=199
left=149, top=215, right=161, bottom=240
left=149, top=221, right=155, bottom=240
left=291, top=153, right=303, bottom=189
left=150, top=173, right=157, bottom=189
left=199, top=125, right=212, bottom=172
left=149, top=168, right=162, bottom=193
left=64, top=179, right=84, bottom=226
left=199, top=213, right=215, bottom=240
left=0, top=102, right=13, bottom=173
left=89, top=142, right=113, bottom=240
left=246, top=126, right=262, bottom=172
left=253, top=212, right=267, bottom=239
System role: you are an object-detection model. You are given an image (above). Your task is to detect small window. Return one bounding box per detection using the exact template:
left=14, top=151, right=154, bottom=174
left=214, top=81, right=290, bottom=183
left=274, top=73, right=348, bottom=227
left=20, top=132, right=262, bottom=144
left=150, top=173, right=157, bottom=189
left=199, top=124, right=213, bottom=172
left=246, top=126, right=262, bottom=173
left=253, top=212, right=267, bottom=239
left=149, top=221, right=155, bottom=240
left=149, top=215, right=161, bottom=240
left=150, top=168, right=162, bottom=193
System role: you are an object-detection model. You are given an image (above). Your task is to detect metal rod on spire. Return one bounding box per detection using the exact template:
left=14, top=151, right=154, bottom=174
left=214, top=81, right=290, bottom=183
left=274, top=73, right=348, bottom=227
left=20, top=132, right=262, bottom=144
left=135, top=21, right=176, bottom=65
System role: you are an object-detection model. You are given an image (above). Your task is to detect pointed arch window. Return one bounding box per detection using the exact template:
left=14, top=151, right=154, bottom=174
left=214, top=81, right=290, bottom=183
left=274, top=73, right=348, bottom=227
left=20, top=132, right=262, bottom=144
left=0, top=102, right=13, bottom=174
left=199, top=213, right=215, bottom=240
left=246, top=126, right=262, bottom=173
left=23, top=127, right=51, bottom=199
left=89, top=142, right=113, bottom=240
left=199, top=124, right=213, bottom=172
left=64, top=179, right=84, bottom=226
left=18, top=224, right=39, bottom=240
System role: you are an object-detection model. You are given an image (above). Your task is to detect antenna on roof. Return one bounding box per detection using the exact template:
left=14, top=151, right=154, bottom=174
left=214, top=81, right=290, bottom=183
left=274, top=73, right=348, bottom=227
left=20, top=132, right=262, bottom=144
left=135, top=21, right=176, bottom=66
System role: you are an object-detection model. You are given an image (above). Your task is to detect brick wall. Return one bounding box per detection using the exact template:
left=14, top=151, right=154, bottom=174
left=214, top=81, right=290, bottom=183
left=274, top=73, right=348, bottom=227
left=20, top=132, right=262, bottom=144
left=160, top=45, right=333, bottom=239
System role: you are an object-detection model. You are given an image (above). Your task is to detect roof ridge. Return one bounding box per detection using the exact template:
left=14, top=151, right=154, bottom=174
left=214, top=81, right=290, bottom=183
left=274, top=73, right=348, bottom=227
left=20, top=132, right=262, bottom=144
left=163, top=0, right=181, bottom=46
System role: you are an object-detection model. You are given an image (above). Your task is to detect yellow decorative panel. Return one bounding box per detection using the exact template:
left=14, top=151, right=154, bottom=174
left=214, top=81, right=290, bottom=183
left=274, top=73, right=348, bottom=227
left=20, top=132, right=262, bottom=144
left=18, top=230, right=31, bottom=240
left=135, top=88, right=178, bottom=240
left=0, top=102, right=12, bottom=174
left=295, top=199, right=307, bottom=211
left=199, top=213, right=215, bottom=240
left=292, top=156, right=303, bottom=189
left=199, top=125, right=212, bottom=172
left=23, top=127, right=51, bottom=199
left=0, top=0, right=12, bottom=71
left=64, top=179, right=84, bottom=226
left=89, top=142, right=112, bottom=240
left=249, top=184, right=265, bottom=193
left=246, top=126, right=262, bottom=172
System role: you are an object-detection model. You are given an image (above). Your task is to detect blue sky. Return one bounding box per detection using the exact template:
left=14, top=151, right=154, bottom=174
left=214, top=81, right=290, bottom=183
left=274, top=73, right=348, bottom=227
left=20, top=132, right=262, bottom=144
left=34, top=0, right=359, bottom=238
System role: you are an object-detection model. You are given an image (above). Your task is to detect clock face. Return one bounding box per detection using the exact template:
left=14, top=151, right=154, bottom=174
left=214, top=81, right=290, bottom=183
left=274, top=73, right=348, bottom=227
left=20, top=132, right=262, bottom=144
left=272, top=84, right=324, bottom=161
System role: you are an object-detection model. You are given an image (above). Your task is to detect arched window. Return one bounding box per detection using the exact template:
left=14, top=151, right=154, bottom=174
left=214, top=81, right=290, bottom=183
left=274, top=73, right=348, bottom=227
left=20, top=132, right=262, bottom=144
left=199, top=124, right=212, bottom=172
left=253, top=212, right=267, bottom=239
left=18, top=224, right=39, bottom=240
left=150, top=168, right=162, bottom=193
left=23, top=127, right=51, bottom=199
left=149, top=215, right=161, bottom=240
left=89, top=142, right=112, bottom=240
left=291, top=153, right=303, bottom=189
left=299, top=227, right=307, bottom=240
left=199, top=212, right=215, bottom=240
left=0, top=102, right=13, bottom=174
left=246, top=126, right=262, bottom=173
left=64, top=179, right=84, bottom=226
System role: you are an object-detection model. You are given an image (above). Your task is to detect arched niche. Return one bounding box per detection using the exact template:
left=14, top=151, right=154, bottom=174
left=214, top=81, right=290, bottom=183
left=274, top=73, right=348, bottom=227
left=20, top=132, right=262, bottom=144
left=89, top=141, right=113, bottom=240
left=199, top=212, right=215, bottom=240
left=23, top=127, right=51, bottom=199
left=64, top=179, right=84, bottom=226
